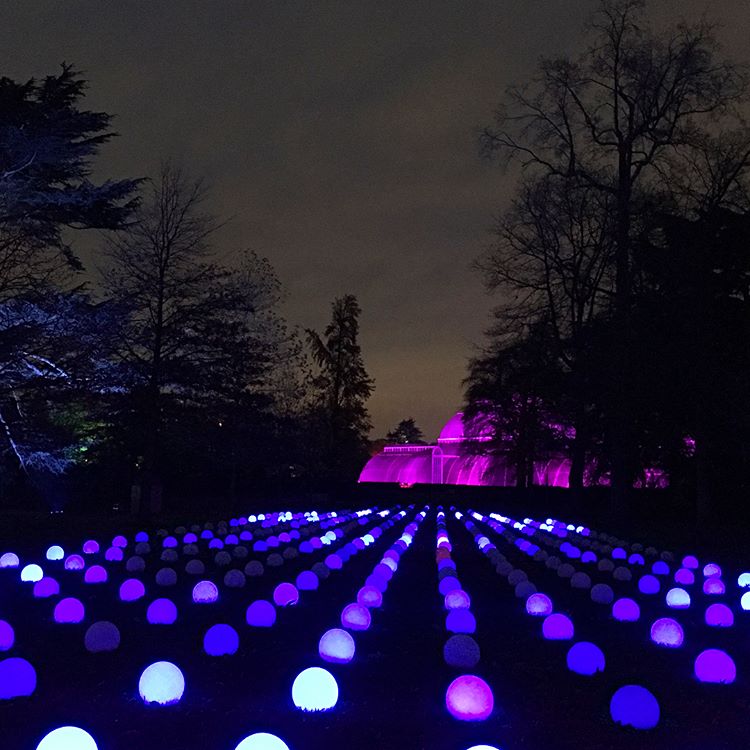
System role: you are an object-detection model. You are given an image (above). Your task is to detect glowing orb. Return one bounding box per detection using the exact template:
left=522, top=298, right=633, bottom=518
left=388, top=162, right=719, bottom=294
left=445, top=589, right=472, bottom=610
left=674, top=568, right=694, bottom=585
left=292, top=667, right=338, bottom=711
left=465, top=746, right=501, bottom=750
left=0, top=552, right=20, bottom=568
left=542, top=613, right=574, bottom=640
left=147, top=599, right=178, bottom=625
left=738, top=572, right=750, bottom=588
left=742, top=592, right=750, bottom=610
left=21, top=564, right=43, bottom=583
left=341, top=603, right=371, bottom=631
left=357, top=585, right=383, bottom=608
left=192, top=580, right=219, bottom=603
left=119, top=579, right=145, bottom=602
left=0, top=657, right=36, bottom=698
left=138, top=661, right=185, bottom=705
left=703, top=563, right=721, bottom=578
left=638, top=575, right=660, bottom=595
left=446, top=609, right=477, bottom=634
left=112, top=535, right=127, bottom=548
left=703, top=578, right=725, bottom=595
left=610, top=685, right=659, bottom=729
left=33, top=577, right=60, bottom=598
left=0, top=621, right=13, bottom=651
left=682, top=555, right=699, bottom=569
left=296, top=571, right=318, bottom=591
left=665, top=588, right=690, bottom=609
left=566, top=642, right=605, bottom=675
left=273, top=582, right=299, bottom=607
left=246, top=600, right=276, bottom=627
left=445, top=675, right=494, bottom=721
left=705, top=603, right=734, bottom=627
left=54, top=597, right=85, bottom=624
left=694, top=649, right=736, bottom=684
left=650, top=618, right=683, bottom=648
left=36, top=726, right=98, bottom=750
left=64, top=554, right=84, bottom=571
left=444, top=634, right=480, bottom=668
left=84, top=621, right=120, bottom=653
left=82, top=540, right=99, bottom=554
left=84, top=565, right=107, bottom=584
left=319, top=628, right=355, bottom=664
left=525, top=593, right=553, bottom=617
left=104, top=547, right=122, bottom=562
left=234, top=733, right=289, bottom=750
left=439, top=576, right=461, bottom=595
left=203, top=624, right=239, bottom=656
left=651, top=561, right=669, bottom=576
left=46, top=546, right=64, bottom=561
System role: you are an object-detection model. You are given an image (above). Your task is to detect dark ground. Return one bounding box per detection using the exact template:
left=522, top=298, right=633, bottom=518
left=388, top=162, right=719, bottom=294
left=0, top=500, right=747, bottom=750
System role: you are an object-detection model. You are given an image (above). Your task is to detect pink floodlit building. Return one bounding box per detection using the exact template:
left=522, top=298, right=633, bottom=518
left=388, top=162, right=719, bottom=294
left=359, top=411, right=667, bottom=489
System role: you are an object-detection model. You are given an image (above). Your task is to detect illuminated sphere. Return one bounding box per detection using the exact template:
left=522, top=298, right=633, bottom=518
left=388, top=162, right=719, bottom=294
left=610, top=685, right=659, bottom=729
left=566, top=642, right=605, bottom=675
left=46, top=546, right=64, bottom=561
left=445, top=675, right=494, bottom=721
left=439, top=576, right=461, bottom=595
left=36, top=726, right=98, bottom=750
left=591, top=584, right=614, bottom=605
left=694, top=649, right=736, bottom=684
left=84, top=565, right=107, bottom=584
left=292, top=667, right=338, bottom=711
left=319, top=628, right=355, bottom=664
left=705, top=603, right=734, bottom=627
left=650, top=618, right=684, bottom=648
left=682, top=555, right=699, bottom=569
left=204, top=624, right=239, bottom=656
left=33, top=577, right=60, bottom=598
left=741, top=591, right=750, bottom=611
left=465, top=747, right=501, bottom=750
left=147, top=598, right=178, bottom=625
left=542, top=613, right=574, bottom=640
left=445, top=589, right=471, bottom=610
left=192, top=580, right=219, bottom=603
left=446, top=609, right=477, bottom=634
left=0, top=552, right=20, bottom=568
left=526, top=593, right=553, bottom=617
left=119, top=579, right=145, bottom=602
left=357, top=585, right=383, bottom=608
left=138, top=661, right=185, bottom=704
left=104, top=547, right=123, bottom=562
left=703, top=578, right=725, bottom=595
left=443, top=634, right=480, bottom=668
left=135, top=532, right=149, bottom=542
left=296, top=571, right=318, bottom=591
left=674, top=568, right=695, bottom=585
left=651, top=561, right=669, bottom=576
left=112, top=535, right=127, bottom=548
left=21, top=564, right=43, bottom=583
left=703, top=563, right=721, bottom=578
left=246, top=600, right=276, bottom=627
left=64, top=554, right=85, bottom=571
left=82, top=540, right=99, bottom=554
left=0, top=621, right=14, bottom=651
left=341, top=603, right=371, bottom=631
left=54, top=597, right=85, bottom=624
left=234, top=733, right=289, bottom=750
left=273, top=582, right=299, bottom=607
left=638, top=575, right=660, bottom=595
left=84, top=621, right=120, bottom=653
left=665, top=588, right=690, bottom=609
left=737, top=572, right=750, bottom=588
left=0, top=657, right=36, bottom=698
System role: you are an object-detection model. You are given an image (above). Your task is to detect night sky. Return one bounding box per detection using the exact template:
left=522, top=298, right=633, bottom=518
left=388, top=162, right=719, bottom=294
left=2, top=0, right=748, bottom=439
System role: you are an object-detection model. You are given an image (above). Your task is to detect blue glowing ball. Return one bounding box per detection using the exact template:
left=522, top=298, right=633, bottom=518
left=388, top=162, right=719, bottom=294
left=192, top=580, right=219, bottom=603
left=138, top=661, right=185, bottom=705
left=162, top=536, right=178, bottom=549
left=445, top=674, right=494, bottom=721
left=0, top=621, right=14, bottom=651
left=21, top=564, right=43, bottom=583
left=341, top=603, right=371, bottom=631
left=694, top=649, right=736, bottom=684
left=439, top=576, right=461, bottom=595
left=650, top=618, right=683, bottom=648
left=610, top=685, right=659, bottom=729
left=135, top=532, right=149, bottom=542
left=33, top=577, right=59, bottom=598
left=203, top=624, right=239, bottom=656
left=737, top=572, right=750, bottom=588
left=54, top=597, right=85, bottom=624
left=296, top=570, right=318, bottom=591
left=665, top=587, right=690, bottom=609
left=119, top=579, right=146, bottom=602
left=84, top=565, right=107, bottom=584
left=319, top=628, right=355, bottom=664
left=525, top=593, right=553, bottom=617
left=0, top=552, right=19, bottom=569
left=566, top=642, right=605, bottom=675
left=147, top=599, right=178, bottom=625
left=705, top=603, right=734, bottom=628
left=234, top=733, right=289, bottom=750
left=36, top=726, right=98, bottom=750
left=0, top=657, right=36, bottom=698
left=292, top=667, right=338, bottom=711
left=638, top=575, right=660, bottom=595
left=246, top=600, right=276, bottom=627
left=46, top=545, right=64, bottom=561
left=651, top=561, right=669, bottom=576
left=542, top=613, right=574, bottom=640
left=446, top=609, right=477, bottom=634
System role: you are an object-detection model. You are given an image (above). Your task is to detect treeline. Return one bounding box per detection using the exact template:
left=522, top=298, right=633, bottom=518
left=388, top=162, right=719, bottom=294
left=0, top=66, right=373, bottom=513
left=465, top=0, right=750, bottom=519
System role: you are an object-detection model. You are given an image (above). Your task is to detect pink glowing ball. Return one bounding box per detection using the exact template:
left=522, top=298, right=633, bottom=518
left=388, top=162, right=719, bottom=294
left=341, top=603, right=371, bottom=631
left=445, top=674, right=494, bottom=721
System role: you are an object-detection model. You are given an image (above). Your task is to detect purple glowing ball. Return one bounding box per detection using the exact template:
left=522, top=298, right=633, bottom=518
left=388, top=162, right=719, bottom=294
left=610, top=685, right=659, bottom=729
left=147, top=598, right=178, bottom=625
left=341, top=603, right=371, bottom=631
left=325, top=554, right=343, bottom=570
left=82, top=540, right=99, bottom=554
left=119, top=579, right=146, bottom=602
left=319, top=628, right=355, bottom=664
left=0, top=657, right=36, bottom=699
left=246, top=600, right=276, bottom=627
left=446, top=609, right=477, bottom=634
left=651, top=561, right=669, bottom=576
left=650, top=618, right=684, bottom=648
left=357, top=585, right=383, bottom=608
left=135, top=532, right=149, bottom=542
left=112, top=535, right=127, bottom=548
left=638, top=575, right=660, bottom=595
left=682, top=555, right=699, bottom=569
left=203, top=624, right=239, bottom=656
left=445, top=675, right=494, bottom=721
left=54, top=597, right=85, bottom=624
left=104, top=547, right=123, bottom=562
left=694, top=649, right=736, bottom=684
left=0, top=621, right=14, bottom=651
left=703, top=578, right=726, bottom=595
left=525, top=593, right=553, bottom=617
left=566, top=642, right=605, bottom=675
left=273, top=582, right=299, bottom=607
left=705, top=603, right=734, bottom=628
left=542, top=613, right=574, bottom=640
left=64, top=554, right=85, bottom=571
left=674, top=568, right=695, bottom=586
left=445, top=589, right=471, bottom=610
left=33, top=577, right=60, bottom=599
left=439, top=576, right=461, bottom=596
left=84, top=565, right=107, bottom=584
left=162, top=536, right=178, bottom=549
left=192, top=580, right=219, bottom=604
left=0, top=552, right=19, bottom=569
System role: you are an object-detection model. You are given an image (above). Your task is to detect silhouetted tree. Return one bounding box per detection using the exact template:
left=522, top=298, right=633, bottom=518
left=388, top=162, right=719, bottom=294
left=386, top=418, right=425, bottom=444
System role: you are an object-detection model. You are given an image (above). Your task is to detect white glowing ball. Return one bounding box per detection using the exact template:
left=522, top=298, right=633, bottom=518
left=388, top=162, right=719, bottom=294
left=46, top=546, right=64, bottom=561
left=36, top=726, right=98, bottom=750
left=291, top=666, right=338, bottom=711
left=138, top=661, right=185, bottom=705
left=234, top=733, right=290, bottom=750
left=0, top=552, right=19, bottom=569
left=21, top=564, right=43, bottom=583
left=319, top=628, right=355, bottom=664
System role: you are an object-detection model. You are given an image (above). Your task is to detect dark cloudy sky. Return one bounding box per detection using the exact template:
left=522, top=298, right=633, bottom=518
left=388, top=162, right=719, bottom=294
left=2, top=0, right=748, bottom=439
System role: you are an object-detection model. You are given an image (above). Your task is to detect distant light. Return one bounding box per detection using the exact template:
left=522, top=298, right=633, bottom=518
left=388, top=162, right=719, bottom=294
left=742, top=592, right=750, bottom=611
left=0, top=553, right=19, bottom=569
left=296, top=571, right=318, bottom=591
left=738, top=572, right=750, bottom=588
left=21, top=564, right=43, bottom=583
left=341, top=603, right=371, bottom=631
left=192, top=580, right=219, bottom=603
left=650, top=618, right=683, bottom=648
left=54, top=597, right=85, bottom=624
left=609, top=685, right=659, bottom=729
left=203, top=624, right=239, bottom=656
left=542, top=613, right=574, bottom=640
left=138, top=661, right=185, bottom=704
left=246, top=600, right=276, bottom=627
left=705, top=603, right=734, bottom=627
left=0, top=621, right=14, bottom=651
left=0, top=657, right=36, bottom=698
left=694, top=649, right=736, bottom=684
left=36, top=726, right=98, bottom=750
left=446, top=609, right=477, bottom=634
left=682, top=555, right=699, bottom=569
left=319, top=628, right=355, bottom=664
left=651, top=561, right=669, bottom=576
left=104, top=547, right=123, bottom=562
left=147, top=599, right=178, bottom=625
left=665, top=588, right=690, bottom=609
left=566, top=642, right=605, bottom=675
left=234, top=733, right=290, bottom=750
left=46, top=546, right=64, bottom=561
left=112, top=535, right=127, bottom=548
left=445, top=674, right=494, bottom=721
left=357, top=585, right=383, bottom=608
left=292, top=667, right=338, bottom=711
